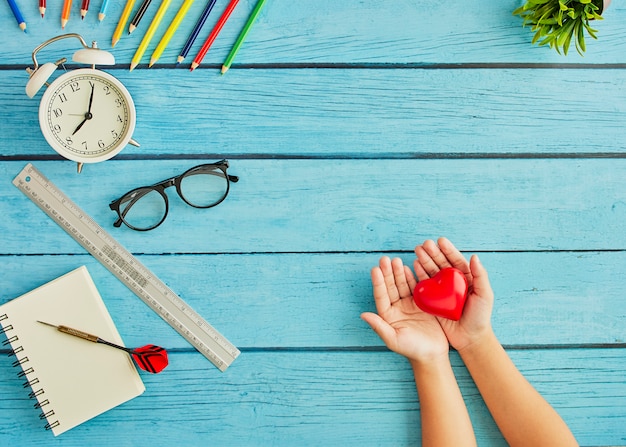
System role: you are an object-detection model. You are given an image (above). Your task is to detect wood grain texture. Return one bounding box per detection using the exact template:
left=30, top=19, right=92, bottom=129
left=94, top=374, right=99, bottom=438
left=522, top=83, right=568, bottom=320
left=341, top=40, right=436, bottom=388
left=2, top=68, right=626, bottom=157
left=1, top=159, right=625, bottom=253
left=0, top=350, right=624, bottom=446
left=0, top=0, right=625, bottom=66
left=1, top=0, right=624, bottom=445
left=1, top=252, right=625, bottom=349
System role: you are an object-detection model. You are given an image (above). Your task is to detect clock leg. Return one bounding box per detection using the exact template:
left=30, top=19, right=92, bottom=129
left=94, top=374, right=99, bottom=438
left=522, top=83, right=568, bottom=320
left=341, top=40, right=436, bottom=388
left=77, top=162, right=84, bottom=174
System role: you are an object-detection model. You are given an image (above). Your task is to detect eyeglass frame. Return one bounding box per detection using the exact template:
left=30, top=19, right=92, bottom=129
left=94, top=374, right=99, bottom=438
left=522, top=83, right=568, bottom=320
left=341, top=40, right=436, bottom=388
left=109, top=160, right=239, bottom=231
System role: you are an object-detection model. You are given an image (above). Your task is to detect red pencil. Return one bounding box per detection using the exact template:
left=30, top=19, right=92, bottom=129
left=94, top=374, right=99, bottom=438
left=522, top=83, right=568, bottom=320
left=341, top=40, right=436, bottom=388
left=39, top=0, right=46, bottom=17
left=81, top=0, right=90, bottom=19
left=190, top=0, right=240, bottom=71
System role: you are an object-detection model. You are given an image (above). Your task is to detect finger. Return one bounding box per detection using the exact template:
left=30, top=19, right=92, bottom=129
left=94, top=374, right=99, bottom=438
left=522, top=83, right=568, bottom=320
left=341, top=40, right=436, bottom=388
left=412, top=257, right=430, bottom=282
left=438, top=237, right=471, bottom=278
left=469, top=255, right=494, bottom=304
left=379, top=256, right=401, bottom=304
left=422, top=239, right=453, bottom=270
left=391, top=257, right=412, bottom=300
left=371, top=266, right=392, bottom=314
left=361, top=312, right=398, bottom=350
left=404, top=265, right=418, bottom=295
left=414, top=241, right=441, bottom=277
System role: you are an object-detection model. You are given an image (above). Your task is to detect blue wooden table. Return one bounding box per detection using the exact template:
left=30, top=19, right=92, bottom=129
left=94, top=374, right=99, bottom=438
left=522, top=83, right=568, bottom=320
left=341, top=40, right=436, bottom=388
left=1, top=0, right=625, bottom=445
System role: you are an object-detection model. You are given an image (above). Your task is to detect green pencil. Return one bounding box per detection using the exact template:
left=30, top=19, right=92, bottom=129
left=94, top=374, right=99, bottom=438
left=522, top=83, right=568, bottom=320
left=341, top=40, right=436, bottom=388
left=221, top=0, right=267, bottom=74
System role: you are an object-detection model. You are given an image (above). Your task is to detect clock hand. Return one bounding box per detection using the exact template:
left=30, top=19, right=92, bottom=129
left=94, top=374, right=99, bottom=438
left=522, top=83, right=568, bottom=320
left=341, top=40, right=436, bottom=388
left=86, top=81, right=95, bottom=114
left=72, top=82, right=95, bottom=136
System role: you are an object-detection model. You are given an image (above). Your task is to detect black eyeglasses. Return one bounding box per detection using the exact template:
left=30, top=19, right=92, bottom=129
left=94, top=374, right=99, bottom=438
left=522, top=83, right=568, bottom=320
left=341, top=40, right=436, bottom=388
left=109, top=160, right=239, bottom=231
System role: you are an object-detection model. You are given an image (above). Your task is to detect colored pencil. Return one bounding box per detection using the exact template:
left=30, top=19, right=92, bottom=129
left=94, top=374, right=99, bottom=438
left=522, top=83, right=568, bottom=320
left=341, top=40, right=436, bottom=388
left=6, top=0, right=26, bottom=30
left=61, top=0, right=72, bottom=28
left=190, top=0, right=239, bottom=72
left=130, top=0, right=172, bottom=71
left=39, top=0, right=46, bottom=18
left=112, top=0, right=135, bottom=47
left=150, top=0, right=195, bottom=67
left=80, top=0, right=90, bottom=19
left=177, top=0, right=217, bottom=64
left=129, top=0, right=153, bottom=34
left=221, top=0, right=266, bottom=74
left=98, top=0, right=109, bottom=21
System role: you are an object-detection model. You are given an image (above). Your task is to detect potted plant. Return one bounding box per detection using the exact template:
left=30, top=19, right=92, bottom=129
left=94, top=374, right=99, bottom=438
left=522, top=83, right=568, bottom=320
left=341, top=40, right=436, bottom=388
left=513, top=0, right=611, bottom=55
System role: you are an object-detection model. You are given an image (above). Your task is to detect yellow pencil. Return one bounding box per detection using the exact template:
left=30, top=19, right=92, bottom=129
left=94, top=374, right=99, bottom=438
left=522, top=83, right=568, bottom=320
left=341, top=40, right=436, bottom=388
left=150, top=0, right=195, bottom=67
left=130, top=0, right=172, bottom=71
left=112, top=0, right=136, bottom=47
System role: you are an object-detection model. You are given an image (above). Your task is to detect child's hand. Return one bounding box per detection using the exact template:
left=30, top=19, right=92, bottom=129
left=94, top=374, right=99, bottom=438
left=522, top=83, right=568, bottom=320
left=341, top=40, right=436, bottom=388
left=361, top=256, right=449, bottom=365
left=413, top=238, right=494, bottom=353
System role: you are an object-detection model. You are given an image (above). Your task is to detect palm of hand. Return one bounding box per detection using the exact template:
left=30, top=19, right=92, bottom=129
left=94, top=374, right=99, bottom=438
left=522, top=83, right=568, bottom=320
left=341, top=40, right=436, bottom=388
left=381, top=301, right=450, bottom=363
left=413, top=238, right=493, bottom=352
left=365, top=257, right=450, bottom=364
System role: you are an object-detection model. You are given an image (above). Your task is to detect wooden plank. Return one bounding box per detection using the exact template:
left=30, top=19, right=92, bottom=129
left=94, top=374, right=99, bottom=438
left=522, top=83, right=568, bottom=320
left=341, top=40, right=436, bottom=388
left=3, top=68, right=626, bottom=157
left=1, top=159, right=625, bottom=253
left=1, top=0, right=625, bottom=66
left=1, top=252, right=624, bottom=348
left=0, top=350, right=623, bottom=446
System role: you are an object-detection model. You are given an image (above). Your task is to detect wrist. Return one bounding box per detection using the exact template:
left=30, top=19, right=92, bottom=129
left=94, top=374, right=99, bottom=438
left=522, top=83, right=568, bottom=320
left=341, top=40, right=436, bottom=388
left=456, top=328, right=499, bottom=360
left=409, top=352, right=451, bottom=375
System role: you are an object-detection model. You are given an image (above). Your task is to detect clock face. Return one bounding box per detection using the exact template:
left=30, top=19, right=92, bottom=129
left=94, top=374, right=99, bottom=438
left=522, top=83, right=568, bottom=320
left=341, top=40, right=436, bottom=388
left=38, top=68, right=136, bottom=164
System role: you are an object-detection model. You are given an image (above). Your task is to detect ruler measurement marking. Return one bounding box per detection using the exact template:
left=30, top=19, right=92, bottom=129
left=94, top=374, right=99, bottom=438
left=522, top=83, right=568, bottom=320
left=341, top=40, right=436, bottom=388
left=13, top=164, right=239, bottom=371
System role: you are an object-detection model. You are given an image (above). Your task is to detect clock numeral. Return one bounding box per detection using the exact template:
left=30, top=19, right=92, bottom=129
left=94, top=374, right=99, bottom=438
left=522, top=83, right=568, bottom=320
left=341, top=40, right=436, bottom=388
left=98, top=140, right=106, bottom=149
left=115, top=98, right=124, bottom=108
left=52, top=124, right=61, bottom=133
left=58, top=93, right=68, bottom=103
left=70, top=82, right=80, bottom=93
left=117, top=115, right=123, bottom=123
left=53, top=108, right=63, bottom=118
left=103, top=86, right=111, bottom=96
left=82, top=141, right=88, bottom=150
left=65, top=136, right=73, bottom=145
left=111, top=130, right=119, bottom=139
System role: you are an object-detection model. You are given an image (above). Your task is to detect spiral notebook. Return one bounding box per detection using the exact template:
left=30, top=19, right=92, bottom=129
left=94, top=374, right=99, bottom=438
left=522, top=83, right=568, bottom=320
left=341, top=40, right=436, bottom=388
left=0, top=266, right=145, bottom=436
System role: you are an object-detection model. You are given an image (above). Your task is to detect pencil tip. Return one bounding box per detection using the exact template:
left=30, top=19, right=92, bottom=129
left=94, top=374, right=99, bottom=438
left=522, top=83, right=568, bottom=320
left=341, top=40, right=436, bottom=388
left=129, top=62, right=137, bottom=72
left=190, top=62, right=198, bottom=72
left=221, top=66, right=228, bottom=74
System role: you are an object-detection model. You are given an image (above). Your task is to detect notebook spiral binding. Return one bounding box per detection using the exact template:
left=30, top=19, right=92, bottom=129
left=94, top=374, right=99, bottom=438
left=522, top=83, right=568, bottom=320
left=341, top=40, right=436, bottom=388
left=1, top=314, right=60, bottom=432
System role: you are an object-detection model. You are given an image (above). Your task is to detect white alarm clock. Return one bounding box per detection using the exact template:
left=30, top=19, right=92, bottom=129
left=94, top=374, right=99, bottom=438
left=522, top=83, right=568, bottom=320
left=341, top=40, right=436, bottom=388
left=26, top=33, right=139, bottom=173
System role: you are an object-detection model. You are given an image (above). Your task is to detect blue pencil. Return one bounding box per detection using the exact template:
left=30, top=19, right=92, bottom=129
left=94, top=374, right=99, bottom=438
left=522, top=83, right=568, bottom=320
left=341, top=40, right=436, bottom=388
left=99, top=0, right=110, bottom=21
left=6, top=0, right=26, bottom=31
left=176, top=0, right=217, bottom=64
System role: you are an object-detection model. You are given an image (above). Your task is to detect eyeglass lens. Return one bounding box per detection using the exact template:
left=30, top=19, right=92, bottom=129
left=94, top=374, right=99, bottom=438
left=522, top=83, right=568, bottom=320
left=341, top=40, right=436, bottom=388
left=116, top=165, right=230, bottom=231
left=179, top=166, right=229, bottom=208
left=118, top=188, right=167, bottom=231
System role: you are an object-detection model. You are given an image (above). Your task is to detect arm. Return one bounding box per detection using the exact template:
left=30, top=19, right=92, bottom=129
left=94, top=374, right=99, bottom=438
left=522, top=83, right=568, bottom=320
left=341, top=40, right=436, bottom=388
left=414, top=238, right=578, bottom=447
left=361, top=256, right=476, bottom=447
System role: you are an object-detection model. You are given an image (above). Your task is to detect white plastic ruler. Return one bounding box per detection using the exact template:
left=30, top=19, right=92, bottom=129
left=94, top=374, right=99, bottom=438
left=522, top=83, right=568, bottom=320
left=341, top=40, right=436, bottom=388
left=13, top=163, right=240, bottom=372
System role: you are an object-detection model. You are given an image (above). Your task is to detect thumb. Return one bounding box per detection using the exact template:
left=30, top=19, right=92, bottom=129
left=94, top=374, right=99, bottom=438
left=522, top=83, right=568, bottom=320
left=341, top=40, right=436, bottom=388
left=469, top=255, right=494, bottom=303
left=361, top=312, right=397, bottom=348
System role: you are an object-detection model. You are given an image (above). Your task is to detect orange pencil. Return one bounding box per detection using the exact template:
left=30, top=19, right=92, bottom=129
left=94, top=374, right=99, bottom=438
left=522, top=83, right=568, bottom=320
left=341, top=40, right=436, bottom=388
left=190, top=0, right=239, bottom=71
left=61, top=0, right=72, bottom=28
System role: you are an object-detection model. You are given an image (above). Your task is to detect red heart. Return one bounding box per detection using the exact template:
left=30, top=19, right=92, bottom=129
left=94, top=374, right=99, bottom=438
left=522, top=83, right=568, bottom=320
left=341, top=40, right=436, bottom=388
left=413, top=268, right=469, bottom=321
